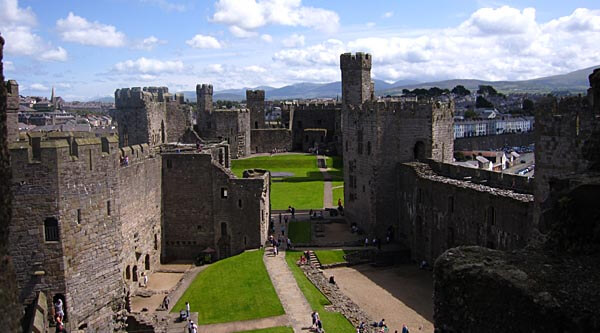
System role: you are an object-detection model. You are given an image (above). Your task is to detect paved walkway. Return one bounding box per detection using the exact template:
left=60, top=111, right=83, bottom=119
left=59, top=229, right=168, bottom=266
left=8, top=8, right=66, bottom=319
left=318, top=155, right=333, bottom=209
left=264, top=249, right=313, bottom=333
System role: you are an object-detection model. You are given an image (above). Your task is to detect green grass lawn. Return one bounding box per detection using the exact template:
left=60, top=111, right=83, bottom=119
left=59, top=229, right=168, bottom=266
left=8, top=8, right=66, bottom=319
left=285, top=251, right=355, bottom=333
left=231, top=154, right=325, bottom=209
left=172, top=250, right=284, bottom=324
left=234, top=327, right=294, bottom=333
left=326, top=156, right=344, bottom=181
left=314, top=250, right=348, bottom=265
left=288, top=221, right=311, bottom=243
left=331, top=181, right=344, bottom=207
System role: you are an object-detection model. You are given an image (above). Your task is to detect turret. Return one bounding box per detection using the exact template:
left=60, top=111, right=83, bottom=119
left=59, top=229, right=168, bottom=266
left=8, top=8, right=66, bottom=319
left=340, top=52, right=373, bottom=107
left=246, top=89, right=265, bottom=129
left=589, top=68, right=600, bottom=114
left=196, top=84, right=213, bottom=114
left=5, top=79, right=19, bottom=142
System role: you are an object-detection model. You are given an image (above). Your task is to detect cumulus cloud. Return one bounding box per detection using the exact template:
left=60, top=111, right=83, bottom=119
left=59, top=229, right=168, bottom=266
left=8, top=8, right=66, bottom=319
left=0, top=0, right=67, bottom=61
left=114, top=57, right=185, bottom=74
left=206, top=64, right=225, bottom=74
left=57, top=12, right=126, bottom=47
left=282, top=34, right=305, bottom=48
left=135, top=36, right=167, bottom=50
left=229, top=26, right=258, bottom=38
left=186, top=34, right=222, bottom=48
left=212, top=0, right=339, bottom=35
left=382, top=11, right=393, bottom=18
left=244, top=65, right=266, bottom=73
left=271, top=7, right=600, bottom=83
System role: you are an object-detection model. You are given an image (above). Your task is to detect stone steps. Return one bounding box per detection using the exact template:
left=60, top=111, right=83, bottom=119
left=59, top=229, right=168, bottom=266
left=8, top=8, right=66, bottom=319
left=307, top=251, right=322, bottom=268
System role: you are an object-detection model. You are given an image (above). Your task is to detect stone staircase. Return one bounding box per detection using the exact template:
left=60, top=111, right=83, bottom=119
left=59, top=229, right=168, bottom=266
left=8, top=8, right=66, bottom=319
left=307, top=250, right=322, bottom=268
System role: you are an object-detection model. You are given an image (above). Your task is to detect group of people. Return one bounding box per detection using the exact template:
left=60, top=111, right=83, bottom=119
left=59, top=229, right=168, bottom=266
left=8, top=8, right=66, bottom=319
left=311, top=311, right=323, bottom=332
left=364, top=237, right=383, bottom=250
left=356, top=320, right=411, bottom=333
left=119, top=155, right=130, bottom=166
left=269, top=148, right=288, bottom=155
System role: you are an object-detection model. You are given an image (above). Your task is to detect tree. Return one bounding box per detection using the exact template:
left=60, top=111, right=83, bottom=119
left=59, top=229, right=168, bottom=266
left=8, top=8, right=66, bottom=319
left=477, top=85, right=499, bottom=96
left=522, top=98, right=534, bottom=112
left=451, top=85, right=471, bottom=96
left=476, top=96, right=493, bottom=108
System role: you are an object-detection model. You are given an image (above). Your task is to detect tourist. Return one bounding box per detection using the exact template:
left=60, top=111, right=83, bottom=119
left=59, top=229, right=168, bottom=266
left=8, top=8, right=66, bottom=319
left=329, top=275, right=336, bottom=284
left=338, top=198, right=342, bottom=207
left=143, top=272, right=148, bottom=287
left=55, top=316, right=65, bottom=333
left=274, top=245, right=278, bottom=256
left=316, top=318, right=323, bottom=332
left=284, top=215, right=288, bottom=224
left=311, top=311, right=317, bottom=328
left=188, top=320, right=198, bottom=333
left=281, top=223, right=285, bottom=236
left=287, top=237, right=292, bottom=249
left=364, top=237, right=369, bottom=247
left=378, top=319, right=386, bottom=327
left=162, top=295, right=170, bottom=310
left=185, top=301, right=190, bottom=318
left=402, top=324, right=409, bottom=333
left=54, top=298, right=64, bottom=322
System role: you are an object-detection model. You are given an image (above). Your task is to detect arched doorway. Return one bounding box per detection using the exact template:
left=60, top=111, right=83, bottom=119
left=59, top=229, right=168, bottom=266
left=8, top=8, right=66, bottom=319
left=125, top=266, right=131, bottom=280
left=53, top=294, right=67, bottom=321
left=144, top=254, right=150, bottom=270
left=132, top=266, right=138, bottom=282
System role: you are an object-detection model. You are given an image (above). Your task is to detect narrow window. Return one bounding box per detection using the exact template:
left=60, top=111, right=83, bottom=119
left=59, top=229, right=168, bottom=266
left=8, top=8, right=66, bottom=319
left=44, top=217, right=59, bottom=241
left=221, top=188, right=228, bottom=198
left=238, top=199, right=243, bottom=208
left=107, top=201, right=111, bottom=216
left=77, top=209, right=81, bottom=224
left=89, top=149, right=93, bottom=171
left=221, top=222, right=227, bottom=236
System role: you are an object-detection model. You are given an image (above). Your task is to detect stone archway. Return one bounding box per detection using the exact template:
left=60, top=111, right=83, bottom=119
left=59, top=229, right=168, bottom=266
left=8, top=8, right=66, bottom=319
left=144, top=254, right=150, bottom=271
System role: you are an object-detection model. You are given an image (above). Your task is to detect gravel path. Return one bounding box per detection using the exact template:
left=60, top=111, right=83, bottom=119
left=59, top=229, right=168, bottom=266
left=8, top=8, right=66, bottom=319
left=323, top=265, right=434, bottom=332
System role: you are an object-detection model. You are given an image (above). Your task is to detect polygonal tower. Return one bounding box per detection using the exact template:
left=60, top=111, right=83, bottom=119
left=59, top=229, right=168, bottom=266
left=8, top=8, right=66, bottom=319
left=340, top=52, right=373, bottom=107
left=246, top=89, right=265, bottom=129
left=196, top=84, right=213, bottom=132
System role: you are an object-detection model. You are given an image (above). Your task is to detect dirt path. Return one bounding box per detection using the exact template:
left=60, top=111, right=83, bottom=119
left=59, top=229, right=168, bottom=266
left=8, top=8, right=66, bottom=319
left=264, top=249, right=313, bottom=333
left=323, top=264, right=434, bottom=332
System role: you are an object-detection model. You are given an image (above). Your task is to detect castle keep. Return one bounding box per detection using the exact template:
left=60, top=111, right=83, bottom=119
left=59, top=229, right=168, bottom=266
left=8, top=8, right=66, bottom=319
left=5, top=85, right=269, bottom=332
left=341, top=52, right=534, bottom=263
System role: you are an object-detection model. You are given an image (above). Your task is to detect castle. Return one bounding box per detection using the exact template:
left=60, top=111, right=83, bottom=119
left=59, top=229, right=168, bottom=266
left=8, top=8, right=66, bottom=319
left=6, top=82, right=270, bottom=332
left=340, top=52, right=535, bottom=263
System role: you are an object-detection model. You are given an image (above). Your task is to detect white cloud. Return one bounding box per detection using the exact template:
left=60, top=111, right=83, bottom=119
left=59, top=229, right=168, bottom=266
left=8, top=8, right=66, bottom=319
left=261, top=34, right=273, bottom=42
left=114, top=57, right=185, bottom=74
left=186, top=34, right=222, bottom=48
left=29, top=83, right=49, bottom=91
left=206, top=64, right=225, bottom=74
left=271, top=7, right=600, bottom=83
left=139, top=74, right=157, bottom=80
left=229, top=26, right=258, bottom=38
left=56, top=83, right=72, bottom=89
left=382, top=11, right=393, bottom=18
left=244, top=65, right=266, bottom=73
left=135, top=36, right=167, bottom=50
left=366, top=22, right=376, bottom=28
left=212, top=0, right=339, bottom=34
left=56, top=12, right=126, bottom=47
left=0, top=0, right=67, bottom=61
left=282, top=34, right=305, bottom=48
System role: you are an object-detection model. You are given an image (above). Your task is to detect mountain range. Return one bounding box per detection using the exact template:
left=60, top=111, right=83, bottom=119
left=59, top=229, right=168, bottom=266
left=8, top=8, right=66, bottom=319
left=91, top=65, right=598, bottom=103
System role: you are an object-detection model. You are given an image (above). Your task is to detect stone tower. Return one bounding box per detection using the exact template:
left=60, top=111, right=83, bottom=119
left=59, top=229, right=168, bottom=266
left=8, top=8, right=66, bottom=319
left=114, top=87, right=168, bottom=147
left=5, top=79, right=19, bottom=142
left=340, top=52, right=373, bottom=107
left=196, top=84, right=213, bottom=132
left=246, top=89, right=265, bottom=129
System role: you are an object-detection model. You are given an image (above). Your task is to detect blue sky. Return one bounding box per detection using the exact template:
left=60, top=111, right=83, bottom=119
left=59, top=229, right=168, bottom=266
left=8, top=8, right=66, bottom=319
left=1, top=0, right=599, bottom=100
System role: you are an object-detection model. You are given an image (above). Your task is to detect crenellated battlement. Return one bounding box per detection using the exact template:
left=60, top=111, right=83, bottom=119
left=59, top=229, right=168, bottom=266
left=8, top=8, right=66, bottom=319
left=5, top=79, right=18, bottom=111
left=115, top=87, right=172, bottom=108
left=340, top=52, right=372, bottom=70
left=346, top=98, right=454, bottom=119
left=293, top=101, right=342, bottom=111
left=246, top=90, right=265, bottom=101
left=588, top=68, right=600, bottom=113
left=196, top=84, right=213, bottom=96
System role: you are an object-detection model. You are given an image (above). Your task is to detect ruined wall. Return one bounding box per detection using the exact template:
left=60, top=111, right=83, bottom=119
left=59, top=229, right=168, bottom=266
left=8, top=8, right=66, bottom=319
left=398, top=162, right=534, bottom=263
left=250, top=128, right=292, bottom=153
left=166, top=102, right=192, bottom=143
left=0, top=35, right=22, bottom=333
left=302, top=128, right=327, bottom=152
left=9, top=134, right=126, bottom=331
left=290, top=104, right=340, bottom=152
left=247, top=90, right=266, bottom=129
left=117, top=145, right=162, bottom=295
left=114, top=88, right=167, bottom=147
left=162, top=151, right=268, bottom=261
left=454, top=132, right=535, bottom=151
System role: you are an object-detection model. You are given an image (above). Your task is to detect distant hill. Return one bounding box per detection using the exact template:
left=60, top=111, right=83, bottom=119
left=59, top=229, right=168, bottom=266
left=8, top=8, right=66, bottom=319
left=380, top=66, right=599, bottom=96
left=88, top=96, right=114, bottom=103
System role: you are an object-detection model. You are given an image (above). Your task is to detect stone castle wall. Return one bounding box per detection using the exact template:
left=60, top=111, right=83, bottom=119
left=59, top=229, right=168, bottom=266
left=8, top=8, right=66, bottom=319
left=166, top=102, right=192, bottom=143
left=250, top=129, right=292, bottom=153
left=398, top=162, right=534, bottom=263
left=9, top=134, right=127, bottom=331
left=5, top=79, right=19, bottom=142
left=290, top=105, right=340, bottom=152
left=161, top=151, right=269, bottom=261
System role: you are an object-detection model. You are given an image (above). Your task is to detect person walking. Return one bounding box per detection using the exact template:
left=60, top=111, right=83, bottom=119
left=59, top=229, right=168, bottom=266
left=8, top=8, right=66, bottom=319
left=143, top=272, right=148, bottom=287
left=185, top=301, right=190, bottom=318
left=402, top=324, right=409, bottom=333
left=54, top=298, right=64, bottom=322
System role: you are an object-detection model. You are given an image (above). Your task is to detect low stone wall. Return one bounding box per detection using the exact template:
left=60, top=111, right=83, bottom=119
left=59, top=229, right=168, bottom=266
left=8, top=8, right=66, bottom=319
left=300, top=264, right=373, bottom=327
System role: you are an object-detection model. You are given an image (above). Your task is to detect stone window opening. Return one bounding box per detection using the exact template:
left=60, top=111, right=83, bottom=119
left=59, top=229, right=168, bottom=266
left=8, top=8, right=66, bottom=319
left=238, top=199, right=243, bottom=208
left=221, top=188, right=228, bottom=198
left=413, top=141, right=425, bottom=160
left=255, top=121, right=258, bottom=129
left=221, top=222, right=228, bottom=236
left=161, top=121, right=166, bottom=144
left=132, top=266, right=138, bottom=282
left=88, top=149, right=93, bottom=171
left=125, top=266, right=131, bottom=280
left=44, top=217, right=59, bottom=242
left=107, top=200, right=111, bottom=216
left=154, top=234, right=158, bottom=250
left=76, top=209, right=81, bottom=225
left=145, top=254, right=150, bottom=270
